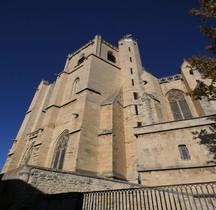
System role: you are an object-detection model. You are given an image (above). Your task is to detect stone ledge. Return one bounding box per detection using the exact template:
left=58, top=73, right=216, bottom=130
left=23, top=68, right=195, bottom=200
left=134, top=115, right=216, bottom=136
left=28, top=165, right=139, bottom=186
left=137, top=164, right=216, bottom=172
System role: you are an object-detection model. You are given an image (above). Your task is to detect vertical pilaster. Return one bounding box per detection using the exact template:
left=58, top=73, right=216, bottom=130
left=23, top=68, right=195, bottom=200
left=118, top=36, right=143, bottom=182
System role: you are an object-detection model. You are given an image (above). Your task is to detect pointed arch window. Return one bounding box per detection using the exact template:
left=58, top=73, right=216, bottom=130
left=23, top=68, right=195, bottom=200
left=52, top=130, right=69, bottom=170
left=168, top=89, right=192, bottom=120
left=71, top=77, right=80, bottom=97
left=21, top=142, right=34, bottom=165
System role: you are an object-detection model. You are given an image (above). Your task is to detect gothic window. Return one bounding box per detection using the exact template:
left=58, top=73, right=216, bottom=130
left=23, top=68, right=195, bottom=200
left=178, top=145, right=190, bottom=161
left=167, top=89, right=192, bottom=120
left=52, top=130, right=69, bottom=170
left=21, top=142, right=34, bottom=165
left=107, top=51, right=116, bottom=63
left=71, top=77, right=80, bottom=97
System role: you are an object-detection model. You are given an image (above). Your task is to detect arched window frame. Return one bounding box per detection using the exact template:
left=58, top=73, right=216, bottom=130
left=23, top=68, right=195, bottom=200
left=71, top=77, right=80, bottom=97
left=178, top=144, right=191, bottom=161
left=167, top=89, right=192, bottom=120
left=52, top=130, right=69, bottom=170
left=21, top=142, right=35, bottom=166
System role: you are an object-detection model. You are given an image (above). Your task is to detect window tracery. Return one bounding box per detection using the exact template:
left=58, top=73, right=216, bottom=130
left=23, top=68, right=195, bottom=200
left=52, top=130, right=69, bottom=170
left=167, top=89, right=192, bottom=120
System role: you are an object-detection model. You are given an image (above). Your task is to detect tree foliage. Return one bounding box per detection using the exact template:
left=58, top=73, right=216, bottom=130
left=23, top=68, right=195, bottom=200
left=189, top=0, right=216, bottom=100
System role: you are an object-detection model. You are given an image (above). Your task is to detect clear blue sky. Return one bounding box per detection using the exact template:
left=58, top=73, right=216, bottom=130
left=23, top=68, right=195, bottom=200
left=0, top=0, right=208, bottom=171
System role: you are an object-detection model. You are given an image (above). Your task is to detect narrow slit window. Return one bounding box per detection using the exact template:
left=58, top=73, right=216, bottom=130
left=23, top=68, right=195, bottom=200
left=128, top=47, right=131, bottom=52
left=130, top=68, right=133, bottom=74
left=132, top=79, right=134, bottom=86
left=130, top=57, right=132, bottom=62
left=135, top=105, right=139, bottom=115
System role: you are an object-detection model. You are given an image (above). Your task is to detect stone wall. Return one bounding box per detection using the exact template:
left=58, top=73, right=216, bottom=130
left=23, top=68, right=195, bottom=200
left=2, top=165, right=140, bottom=195
left=139, top=165, right=216, bottom=186
left=0, top=165, right=140, bottom=209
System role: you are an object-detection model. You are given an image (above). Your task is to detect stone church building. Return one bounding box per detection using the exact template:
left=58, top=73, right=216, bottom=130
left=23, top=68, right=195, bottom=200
left=1, top=35, right=216, bottom=193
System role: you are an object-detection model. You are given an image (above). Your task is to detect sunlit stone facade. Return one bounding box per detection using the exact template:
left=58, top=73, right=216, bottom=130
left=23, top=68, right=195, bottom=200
left=2, top=35, right=216, bottom=187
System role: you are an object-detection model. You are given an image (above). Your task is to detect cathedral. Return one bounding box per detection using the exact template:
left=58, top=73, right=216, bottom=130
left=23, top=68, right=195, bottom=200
left=1, top=34, right=216, bottom=192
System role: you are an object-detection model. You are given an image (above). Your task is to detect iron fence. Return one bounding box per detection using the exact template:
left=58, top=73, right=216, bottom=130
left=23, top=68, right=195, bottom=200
left=83, top=182, right=216, bottom=210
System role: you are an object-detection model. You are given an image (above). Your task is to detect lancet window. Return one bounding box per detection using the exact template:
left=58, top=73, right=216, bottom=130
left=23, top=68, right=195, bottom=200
left=71, top=77, right=80, bottom=97
left=167, top=89, right=192, bottom=120
left=52, top=130, right=69, bottom=170
left=21, top=142, right=34, bottom=165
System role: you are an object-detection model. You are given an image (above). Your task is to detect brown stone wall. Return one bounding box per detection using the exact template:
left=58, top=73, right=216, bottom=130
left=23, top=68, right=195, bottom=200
left=2, top=166, right=139, bottom=194
left=135, top=116, right=216, bottom=186
left=112, top=90, right=127, bottom=179
left=139, top=166, right=216, bottom=186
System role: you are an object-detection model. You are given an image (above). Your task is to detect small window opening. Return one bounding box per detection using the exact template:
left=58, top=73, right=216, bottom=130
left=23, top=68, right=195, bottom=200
left=178, top=145, right=190, bottom=161
left=77, top=55, right=85, bottom=65
left=132, top=79, right=134, bottom=86
left=189, top=69, right=194, bottom=75
left=130, top=57, right=132, bottom=62
left=133, top=92, right=139, bottom=100
left=130, top=68, right=133, bottom=74
left=128, top=47, right=131, bottom=52
left=107, top=51, right=116, bottom=63
left=137, top=122, right=142, bottom=127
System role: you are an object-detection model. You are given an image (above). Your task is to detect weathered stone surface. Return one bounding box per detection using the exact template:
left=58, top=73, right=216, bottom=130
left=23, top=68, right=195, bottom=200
left=2, top=35, right=216, bottom=188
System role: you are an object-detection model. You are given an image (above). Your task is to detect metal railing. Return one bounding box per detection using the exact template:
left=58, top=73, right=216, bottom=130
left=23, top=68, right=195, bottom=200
left=83, top=182, right=216, bottom=210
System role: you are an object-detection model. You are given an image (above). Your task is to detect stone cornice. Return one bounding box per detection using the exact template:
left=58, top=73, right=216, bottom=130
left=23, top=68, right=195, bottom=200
left=134, top=115, right=216, bottom=136
left=137, top=164, right=216, bottom=172
left=101, top=39, right=118, bottom=51
left=46, top=98, right=77, bottom=110
left=67, top=40, right=94, bottom=59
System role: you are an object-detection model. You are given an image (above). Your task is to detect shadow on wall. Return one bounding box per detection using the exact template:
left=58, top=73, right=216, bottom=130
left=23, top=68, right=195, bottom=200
left=192, top=115, right=216, bottom=164
left=0, top=177, right=83, bottom=210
